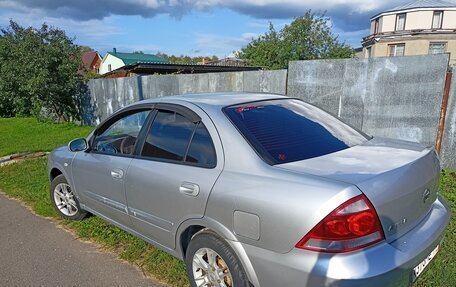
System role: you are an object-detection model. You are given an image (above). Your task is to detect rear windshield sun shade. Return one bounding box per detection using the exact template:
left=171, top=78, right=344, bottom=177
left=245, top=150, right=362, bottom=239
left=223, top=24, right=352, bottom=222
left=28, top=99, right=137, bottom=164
left=223, top=99, right=369, bottom=165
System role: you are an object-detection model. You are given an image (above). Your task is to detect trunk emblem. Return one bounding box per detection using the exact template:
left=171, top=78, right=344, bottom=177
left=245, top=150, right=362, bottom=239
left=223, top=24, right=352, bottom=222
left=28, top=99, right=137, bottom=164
left=388, top=218, right=407, bottom=232
left=423, top=188, right=431, bottom=203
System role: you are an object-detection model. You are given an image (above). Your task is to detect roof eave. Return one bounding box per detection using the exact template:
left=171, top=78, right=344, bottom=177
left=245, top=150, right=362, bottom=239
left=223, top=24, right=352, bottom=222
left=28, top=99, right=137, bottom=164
left=371, top=6, right=456, bottom=20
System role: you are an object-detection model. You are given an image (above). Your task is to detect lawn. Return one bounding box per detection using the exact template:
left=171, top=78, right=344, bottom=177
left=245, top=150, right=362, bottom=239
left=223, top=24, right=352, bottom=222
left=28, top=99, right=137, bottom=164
left=0, top=157, right=189, bottom=287
left=0, top=118, right=454, bottom=287
left=0, top=117, right=93, bottom=157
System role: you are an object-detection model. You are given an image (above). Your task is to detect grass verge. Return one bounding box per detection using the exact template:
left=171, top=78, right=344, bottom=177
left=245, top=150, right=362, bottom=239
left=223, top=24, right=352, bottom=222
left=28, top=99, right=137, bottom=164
left=0, top=117, right=93, bottom=157
left=415, top=169, right=456, bottom=287
left=0, top=118, right=454, bottom=286
left=0, top=158, right=454, bottom=286
left=0, top=157, right=189, bottom=287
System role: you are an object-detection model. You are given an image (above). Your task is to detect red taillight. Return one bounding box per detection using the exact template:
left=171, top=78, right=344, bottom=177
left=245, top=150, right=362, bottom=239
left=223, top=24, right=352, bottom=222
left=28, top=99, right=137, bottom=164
left=296, top=195, right=385, bottom=253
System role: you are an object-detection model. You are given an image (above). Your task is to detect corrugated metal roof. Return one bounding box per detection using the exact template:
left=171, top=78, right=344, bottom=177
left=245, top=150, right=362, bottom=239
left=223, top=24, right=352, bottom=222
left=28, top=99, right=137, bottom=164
left=387, top=0, right=455, bottom=12
left=373, top=0, right=456, bottom=18
left=102, top=62, right=262, bottom=78
left=108, top=51, right=169, bottom=65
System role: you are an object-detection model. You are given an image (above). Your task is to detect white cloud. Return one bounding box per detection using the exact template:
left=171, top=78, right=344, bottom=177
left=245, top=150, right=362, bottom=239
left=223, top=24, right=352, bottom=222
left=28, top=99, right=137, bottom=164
left=195, top=31, right=259, bottom=50
left=115, top=44, right=163, bottom=54
left=0, top=0, right=408, bottom=53
left=0, top=9, right=123, bottom=40
left=0, top=0, right=404, bottom=20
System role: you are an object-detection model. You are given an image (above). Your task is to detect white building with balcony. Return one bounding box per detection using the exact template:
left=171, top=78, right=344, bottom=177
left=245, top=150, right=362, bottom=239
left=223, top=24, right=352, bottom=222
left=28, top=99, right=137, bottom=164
left=362, top=0, right=456, bottom=65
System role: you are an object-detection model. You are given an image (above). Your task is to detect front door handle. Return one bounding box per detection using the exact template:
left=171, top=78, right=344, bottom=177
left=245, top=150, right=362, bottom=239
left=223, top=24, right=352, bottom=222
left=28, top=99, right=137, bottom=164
left=110, top=169, right=124, bottom=180
left=179, top=182, right=200, bottom=197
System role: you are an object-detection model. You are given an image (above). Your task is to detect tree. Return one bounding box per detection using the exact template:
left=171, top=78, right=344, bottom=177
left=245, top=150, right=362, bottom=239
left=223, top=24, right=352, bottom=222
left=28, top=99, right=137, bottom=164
left=79, top=45, right=94, bottom=54
left=237, top=11, right=354, bottom=69
left=0, top=20, right=82, bottom=121
left=156, top=52, right=219, bottom=64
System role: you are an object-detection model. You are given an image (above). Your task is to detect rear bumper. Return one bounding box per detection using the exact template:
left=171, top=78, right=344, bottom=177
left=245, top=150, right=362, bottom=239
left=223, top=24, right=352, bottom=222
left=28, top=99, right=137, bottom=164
left=242, top=195, right=451, bottom=287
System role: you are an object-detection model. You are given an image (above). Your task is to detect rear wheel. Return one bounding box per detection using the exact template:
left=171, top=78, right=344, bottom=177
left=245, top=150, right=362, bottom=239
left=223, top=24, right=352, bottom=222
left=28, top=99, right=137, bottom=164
left=50, top=174, right=87, bottom=220
left=185, top=230, right=250, bottom=287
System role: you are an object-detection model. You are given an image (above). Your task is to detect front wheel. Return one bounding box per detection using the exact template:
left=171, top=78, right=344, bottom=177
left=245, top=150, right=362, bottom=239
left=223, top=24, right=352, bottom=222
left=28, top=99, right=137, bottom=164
left=50, top=174, right=87, bottom=220
left=185, top=230, right=250, bottom=287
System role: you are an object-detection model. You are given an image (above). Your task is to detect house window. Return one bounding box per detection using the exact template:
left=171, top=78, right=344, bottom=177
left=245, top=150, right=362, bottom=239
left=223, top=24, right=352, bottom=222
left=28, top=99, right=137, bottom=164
left=432, top=11, right=443, bottom=29
left=388, top=44, right=405, bottom=57
left=429, top=42, right=446, bottom=54
left=396, top=13, right=406, bottom=31
left=108, top=64, right=112, bottom=72
left=374, top=19, right=379, bottom=34
left=366, top=47, right=372, bottom=58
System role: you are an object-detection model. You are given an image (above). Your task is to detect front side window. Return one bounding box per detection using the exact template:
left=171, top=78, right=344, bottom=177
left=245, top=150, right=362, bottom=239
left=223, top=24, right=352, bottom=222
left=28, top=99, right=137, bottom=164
left=429, top=42, right=446, bottom=54
left=388, top=43, right=405, bottom=57
left=224, top=99, right=369, bottom=165
left=141, top=110, right=216, bottom=167
left=396, top=13, right=406, bottom=31
left=92, top=110, right=150, bottom=155
left=432, top=11, right=443, bottom=29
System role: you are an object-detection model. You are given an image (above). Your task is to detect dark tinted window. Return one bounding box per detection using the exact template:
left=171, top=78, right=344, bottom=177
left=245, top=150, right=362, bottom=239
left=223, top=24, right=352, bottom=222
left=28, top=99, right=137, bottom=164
left=185, top=122, right=216, bottom=167
left=92, top=110, right=150, bottom=155
left=224, top=99, right=368, bottom=164
left=142, top=110, right=194, bottom=161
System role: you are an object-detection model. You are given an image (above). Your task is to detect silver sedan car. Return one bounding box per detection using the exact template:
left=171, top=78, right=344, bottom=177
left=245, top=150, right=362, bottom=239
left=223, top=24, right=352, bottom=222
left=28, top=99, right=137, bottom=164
left=48, top=93, right=450, bottom=287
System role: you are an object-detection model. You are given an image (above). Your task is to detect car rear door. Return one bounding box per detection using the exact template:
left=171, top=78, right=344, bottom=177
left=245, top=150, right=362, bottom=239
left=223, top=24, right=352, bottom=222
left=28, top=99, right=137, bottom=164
left=72, top=108, right=152, bottom=228
left=125, top=103, right=223, bottom=249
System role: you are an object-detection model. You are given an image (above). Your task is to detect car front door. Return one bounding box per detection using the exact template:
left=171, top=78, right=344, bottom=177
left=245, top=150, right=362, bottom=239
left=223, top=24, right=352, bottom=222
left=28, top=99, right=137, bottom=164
left=125, top=104, right=223, bottom=249
left=72, top=109, right=152, bottom=228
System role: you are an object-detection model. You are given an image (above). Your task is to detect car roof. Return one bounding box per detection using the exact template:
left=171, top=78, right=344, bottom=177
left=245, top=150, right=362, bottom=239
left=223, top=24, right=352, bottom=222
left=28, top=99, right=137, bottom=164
left=135, top=92, right=288, bottom=108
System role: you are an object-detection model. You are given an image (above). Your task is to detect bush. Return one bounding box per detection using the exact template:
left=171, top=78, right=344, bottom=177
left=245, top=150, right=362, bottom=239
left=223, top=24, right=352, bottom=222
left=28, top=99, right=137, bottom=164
left=0, top=20, right=83, bottom=122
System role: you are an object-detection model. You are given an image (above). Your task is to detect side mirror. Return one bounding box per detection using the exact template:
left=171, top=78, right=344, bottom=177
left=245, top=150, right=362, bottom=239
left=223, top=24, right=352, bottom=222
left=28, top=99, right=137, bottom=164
left=68, top=138, right=88, bottom=152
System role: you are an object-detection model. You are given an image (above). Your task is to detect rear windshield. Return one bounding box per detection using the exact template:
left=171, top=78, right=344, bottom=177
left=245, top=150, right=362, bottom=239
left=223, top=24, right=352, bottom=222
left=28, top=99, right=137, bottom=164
left=223, top=99, right=369, bottom=164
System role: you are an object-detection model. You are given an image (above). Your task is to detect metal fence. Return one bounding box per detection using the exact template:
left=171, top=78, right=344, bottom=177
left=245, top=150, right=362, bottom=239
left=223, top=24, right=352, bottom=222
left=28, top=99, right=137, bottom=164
left=83, top=54, right=456, bottom=169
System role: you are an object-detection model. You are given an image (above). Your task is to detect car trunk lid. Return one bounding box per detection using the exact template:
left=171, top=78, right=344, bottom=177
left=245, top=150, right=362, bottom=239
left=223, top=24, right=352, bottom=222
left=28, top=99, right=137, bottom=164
left=276, top=137, right=440, bottom=242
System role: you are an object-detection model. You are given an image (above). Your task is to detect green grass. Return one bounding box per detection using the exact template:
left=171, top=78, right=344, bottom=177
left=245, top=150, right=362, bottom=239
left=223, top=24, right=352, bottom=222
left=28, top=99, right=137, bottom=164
left=0, top=157, right=189, bottom=287
left=0, top=157, right=454, bottom=286
left=0, top=117, right=93, bottom=157
left=415, top=169, right=456, bottom=287
left=0, top=118, right=454, bottom=286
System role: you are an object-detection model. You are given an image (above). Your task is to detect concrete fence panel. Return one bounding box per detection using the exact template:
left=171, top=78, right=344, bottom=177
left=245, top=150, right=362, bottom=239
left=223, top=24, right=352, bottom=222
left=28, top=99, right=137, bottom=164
left=441, top=71, right=456, bottom=169
left=243, top=70, right=288, bottom=94
left=288, top=54, right=449, bottom=147
left=363, top=55, right=448, bottom=145
left=85, top=70, right=287, bottom=125
left=84, top=55, right=456, bottom=169
left=288, top=59, right=367, bottom=129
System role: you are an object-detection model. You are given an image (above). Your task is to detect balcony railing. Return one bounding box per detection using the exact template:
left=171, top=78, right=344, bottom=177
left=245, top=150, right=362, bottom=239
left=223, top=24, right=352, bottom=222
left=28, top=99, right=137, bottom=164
left=363, top=28, right=456, bottom=44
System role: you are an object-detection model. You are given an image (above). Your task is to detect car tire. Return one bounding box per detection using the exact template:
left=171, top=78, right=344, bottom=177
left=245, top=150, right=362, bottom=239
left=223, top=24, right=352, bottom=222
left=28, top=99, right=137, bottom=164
left=50, top=174, right=87, bottom=221
left=185, top=230, right=250, bottom=287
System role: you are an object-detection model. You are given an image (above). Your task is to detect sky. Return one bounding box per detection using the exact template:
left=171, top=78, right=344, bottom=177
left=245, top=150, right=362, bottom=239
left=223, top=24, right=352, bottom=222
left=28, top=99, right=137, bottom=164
left=0, top=0, right=414, bottom=57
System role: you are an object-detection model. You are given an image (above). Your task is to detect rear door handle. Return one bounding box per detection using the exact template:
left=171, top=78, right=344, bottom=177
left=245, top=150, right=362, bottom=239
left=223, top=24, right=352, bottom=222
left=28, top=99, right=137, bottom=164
left=179, top=182, right=200, bottom=197
left=110, top=169, right=124, bottom=180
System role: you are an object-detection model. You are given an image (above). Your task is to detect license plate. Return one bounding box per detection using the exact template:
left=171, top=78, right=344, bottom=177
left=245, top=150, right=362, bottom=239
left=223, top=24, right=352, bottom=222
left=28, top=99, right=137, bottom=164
left=412, top=245, right=439, bottom=282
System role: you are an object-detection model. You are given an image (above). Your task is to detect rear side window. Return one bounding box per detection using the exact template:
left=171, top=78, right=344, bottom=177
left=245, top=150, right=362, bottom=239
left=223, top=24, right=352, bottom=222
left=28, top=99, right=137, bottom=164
left=142, top=111, right=194, bottom=161
left=141, top=110, right=217, bottom=167
left=224, top=99, right=368, bottom=164
left=185, top=122, right=216, bottom=167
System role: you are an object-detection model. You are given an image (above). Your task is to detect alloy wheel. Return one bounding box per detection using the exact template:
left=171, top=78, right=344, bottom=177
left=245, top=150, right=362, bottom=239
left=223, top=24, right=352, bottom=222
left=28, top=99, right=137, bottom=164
left=53, top=183, right=78, bottom=217
left=192, top=247, right=233, bottom=287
